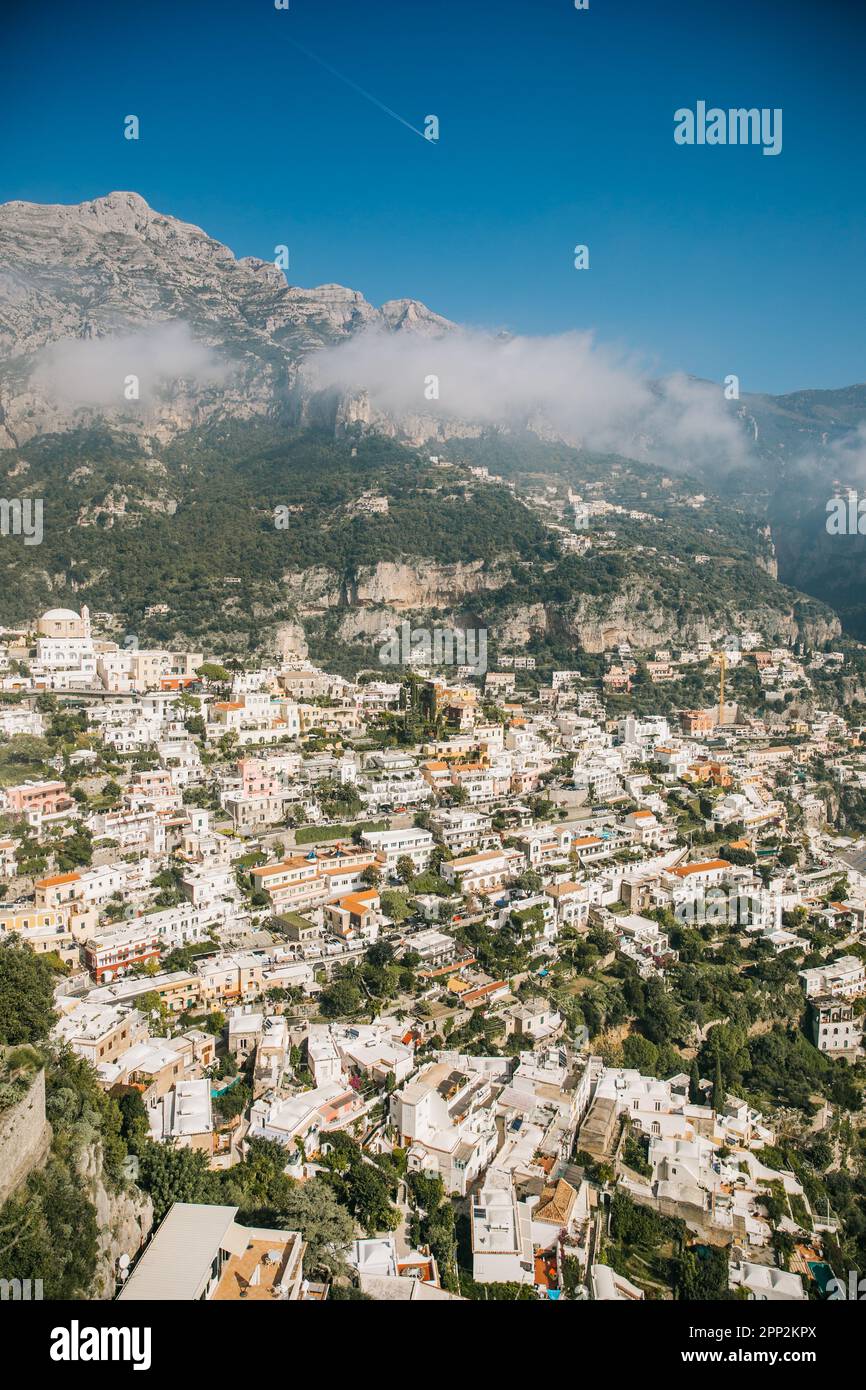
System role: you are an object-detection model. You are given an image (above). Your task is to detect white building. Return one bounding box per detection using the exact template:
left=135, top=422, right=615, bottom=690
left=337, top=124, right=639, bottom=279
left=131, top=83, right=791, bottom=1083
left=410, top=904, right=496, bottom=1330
left=471, top=1175, right=534, bottom=1284
left=390, top=1061, right=500, bottom=1196
left=306, top=1022, right=414, bottom=1087
left=800, top=955, right=866, bottom=999
left=729, top=1261, right=806, bottom=1301
left=810, top=996, right=862, bottom=1055
left=359, top=827, right=434, bottom=874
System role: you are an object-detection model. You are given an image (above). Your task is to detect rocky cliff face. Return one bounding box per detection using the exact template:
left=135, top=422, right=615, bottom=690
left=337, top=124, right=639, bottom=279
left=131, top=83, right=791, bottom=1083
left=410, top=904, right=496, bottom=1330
left=77, top=1141, right=153, bottom=1299
left=554, top=589, right=838, bottom=653
left=272, top=559, right=840, bottom=658
left=277, top=559, right=509, bottom=630
left=348, top=559, right=507, bottom=610
left=0, top=191, right=453, bottom=447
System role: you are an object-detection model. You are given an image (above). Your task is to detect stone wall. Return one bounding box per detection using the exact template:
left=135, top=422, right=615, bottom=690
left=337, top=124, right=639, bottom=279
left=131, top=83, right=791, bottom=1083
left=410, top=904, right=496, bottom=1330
left=0, top=1067, right=51, bottom=1207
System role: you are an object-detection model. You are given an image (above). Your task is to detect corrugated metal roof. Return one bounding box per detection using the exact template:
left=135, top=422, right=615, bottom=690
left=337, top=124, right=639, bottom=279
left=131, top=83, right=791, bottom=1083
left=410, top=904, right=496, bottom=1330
left=118, top=1203, right=239, bottom=1300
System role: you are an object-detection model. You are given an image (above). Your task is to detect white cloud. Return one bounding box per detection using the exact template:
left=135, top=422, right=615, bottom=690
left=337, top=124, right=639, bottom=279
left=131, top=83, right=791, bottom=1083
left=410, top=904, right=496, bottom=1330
left=302, top=324, right=747, bottom=470
left=30, top=322, right=227, bottom=408
left=821, top=422, right=866, bottom=482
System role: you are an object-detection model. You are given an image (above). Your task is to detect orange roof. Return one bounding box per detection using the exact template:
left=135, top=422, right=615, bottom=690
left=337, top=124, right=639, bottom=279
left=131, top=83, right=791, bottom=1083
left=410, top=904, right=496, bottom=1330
left=251, top=857, right=314, bottom=876
left=213, top=701, right=244, bottom=711
left=318, top=1091, right=357, bottom=1123
left=452, top=849, right=508, bottom=868
left=671, top=858, right=731, bottom=878
left=546, top=880, right=583, bottom=897
left=418, top=957, right=477, bottom=979
left=463, top=980, right=507, bottom=1004
left=572, top=835, right=602, bottom=848
left=333, top=890, right=379, bottom=913
left=534, top=1178, right=577, bottom=1226
left=35, top=872, right=81, bottom=888
left=397, top=1257, right=435, bottom=1281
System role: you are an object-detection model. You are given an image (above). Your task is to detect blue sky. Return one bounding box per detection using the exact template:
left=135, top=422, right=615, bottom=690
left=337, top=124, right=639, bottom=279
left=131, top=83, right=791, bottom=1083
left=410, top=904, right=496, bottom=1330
left=3, top=0, right=865, bottom=394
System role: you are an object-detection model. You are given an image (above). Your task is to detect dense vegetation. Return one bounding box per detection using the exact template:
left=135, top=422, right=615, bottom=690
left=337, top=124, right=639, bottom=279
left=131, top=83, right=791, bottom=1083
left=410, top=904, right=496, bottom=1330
left=0, top=422, right=550, bottom=646
left=0, top=420, right=836, bottom=674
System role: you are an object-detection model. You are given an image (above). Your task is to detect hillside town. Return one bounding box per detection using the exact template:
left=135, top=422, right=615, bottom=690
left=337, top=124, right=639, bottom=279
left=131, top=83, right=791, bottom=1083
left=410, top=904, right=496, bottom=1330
left=1, top=602, right=865, bottom=1304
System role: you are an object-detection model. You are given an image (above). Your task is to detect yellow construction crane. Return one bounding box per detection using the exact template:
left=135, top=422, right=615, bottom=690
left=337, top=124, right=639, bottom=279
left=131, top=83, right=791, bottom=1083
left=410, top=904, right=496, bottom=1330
left=712, top=650, right=727, bottom=727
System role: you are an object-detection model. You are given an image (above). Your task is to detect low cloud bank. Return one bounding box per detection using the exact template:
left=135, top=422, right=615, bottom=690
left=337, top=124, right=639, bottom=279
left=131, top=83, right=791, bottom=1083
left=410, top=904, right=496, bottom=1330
left=303, top=325, right=748, bottom=470
left=30, top=322, right=227, bottom=408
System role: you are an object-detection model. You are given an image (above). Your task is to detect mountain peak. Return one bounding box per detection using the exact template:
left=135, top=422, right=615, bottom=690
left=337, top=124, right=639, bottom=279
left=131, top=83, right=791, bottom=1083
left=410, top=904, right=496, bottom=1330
left=0, top=191, right=454, bottom=448
left=87, top=189, right=151, bottom=211
left=0, top=188, right=221, bottom=250
left=380, top=299, right=454, bottom=336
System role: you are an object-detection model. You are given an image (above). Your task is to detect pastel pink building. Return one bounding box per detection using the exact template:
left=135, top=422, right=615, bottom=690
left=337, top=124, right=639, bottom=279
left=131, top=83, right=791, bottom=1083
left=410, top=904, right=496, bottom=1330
left=237, top=759, right=281, bottom=797
left=6, top=781, right=73, bottom=817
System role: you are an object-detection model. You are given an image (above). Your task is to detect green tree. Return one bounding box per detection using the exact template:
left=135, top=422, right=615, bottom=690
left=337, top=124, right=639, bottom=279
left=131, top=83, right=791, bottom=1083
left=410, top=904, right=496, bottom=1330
left=621, top=1034, right=658, bottom=1073
left=0, top=1160, right=99, bottom=1299
left=136, top=1142, right=220, bottom=1221
left=0, top=942, right=57, bottom=1043
left=273, top=1177, right=354, bottom=1276
left=214, top=1081, right=251, bottom=1125
left=380, top=889, right=411, bottom=922
left=196, top=663, right=230, bottom=685
left=319, top=979, right=362, bottom=1018
left=516, top=869, right=543, bottom=895
left=116, top=1087, right=150, bottom=1149
left=395, top=856, right=416, bottom=885
left=676, top=1245, right=730, bottom=1300
left=343, top=1161, right=399, bottom=1235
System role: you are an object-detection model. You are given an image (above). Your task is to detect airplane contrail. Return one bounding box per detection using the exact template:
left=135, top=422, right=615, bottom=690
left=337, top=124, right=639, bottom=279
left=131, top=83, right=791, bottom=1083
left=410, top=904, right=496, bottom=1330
left=283, top=35, right=433, bottom=142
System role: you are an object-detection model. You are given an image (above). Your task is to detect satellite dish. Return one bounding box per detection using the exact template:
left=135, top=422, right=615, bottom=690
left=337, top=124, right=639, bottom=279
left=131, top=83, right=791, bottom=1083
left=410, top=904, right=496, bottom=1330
left=118, top=1253, right=130, bottom=1269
